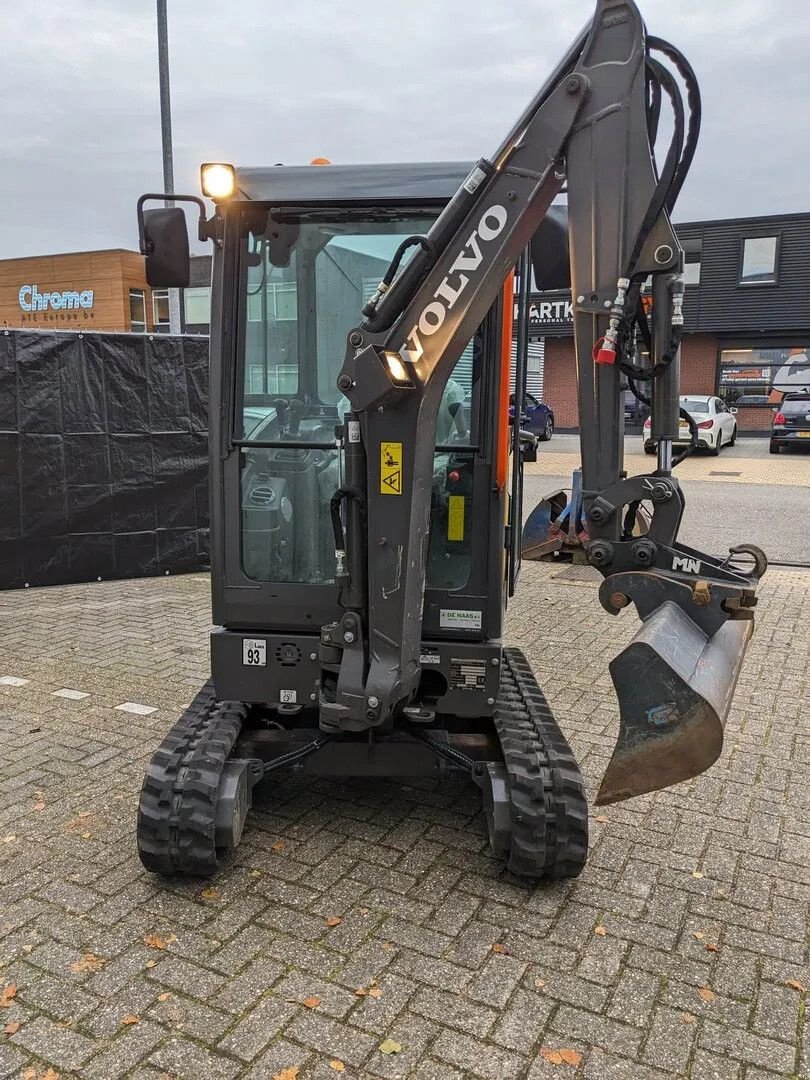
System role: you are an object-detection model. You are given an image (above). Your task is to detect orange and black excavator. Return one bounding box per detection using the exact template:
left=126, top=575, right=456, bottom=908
left=135, top=0, right=765, bottom=878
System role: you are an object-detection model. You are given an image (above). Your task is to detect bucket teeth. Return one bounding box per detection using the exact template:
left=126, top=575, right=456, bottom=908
left=596, top=603, right=753, bottom=805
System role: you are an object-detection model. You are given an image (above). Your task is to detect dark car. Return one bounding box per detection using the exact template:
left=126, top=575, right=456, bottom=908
left=510, top=392, right=554, bottom=441
left=770, top=392, right=810, bottom=453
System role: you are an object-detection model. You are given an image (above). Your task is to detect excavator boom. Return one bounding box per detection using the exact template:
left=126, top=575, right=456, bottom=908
left=333, top=0, right=763, bottom=797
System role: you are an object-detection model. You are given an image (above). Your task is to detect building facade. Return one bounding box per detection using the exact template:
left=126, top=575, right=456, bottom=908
left=534, top=211, right=810, bottom=434
left=0, top=250, right=170, bottom=334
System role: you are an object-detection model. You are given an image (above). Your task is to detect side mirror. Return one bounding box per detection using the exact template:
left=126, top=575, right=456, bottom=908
left=729, top=406, right=738, bottom=415
left=142, top=207, right=190, bottom=288
left=136, top=193, right=210, bottom=288
left=530, top=205, right=569, bottom=291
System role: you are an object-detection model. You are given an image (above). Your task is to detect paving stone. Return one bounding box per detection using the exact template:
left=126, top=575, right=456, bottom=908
left=285, top=1009, right=377, bottom=1067
left=410, top=985, right=497, bottom=1038
left=215, top=994, right=297, bottom=1061
left=149, top=1034, right=242, bottom=1079
left=641, top=1005, right=697, bottom=1073
left=551, top=1004, right=643, bottom=1057
left=491, top=987, right=554, bottom=1054
left=433, top=1027, right=527, bottom=1080
left=82, top=1019, right=166, bottom=1080
left=147, top=953, right=226, bottom=998
left=9, top=1013, right=97, bottom=1070
left=466, top=953, right=527, bottom=1007
left=699, top=1020, right=796, bottom=1074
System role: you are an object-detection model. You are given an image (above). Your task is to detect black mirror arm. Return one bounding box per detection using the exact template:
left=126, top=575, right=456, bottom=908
left=136, top=193, right=212, bottom=253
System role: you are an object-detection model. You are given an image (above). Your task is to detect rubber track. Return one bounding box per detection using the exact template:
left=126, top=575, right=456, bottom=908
left=136, top=682, right=247, bottom=876
left=494, top=648, right=588, bottom=879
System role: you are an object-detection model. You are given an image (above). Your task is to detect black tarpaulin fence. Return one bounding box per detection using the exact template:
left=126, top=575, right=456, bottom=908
left=0, top=330, right=210, bottom=589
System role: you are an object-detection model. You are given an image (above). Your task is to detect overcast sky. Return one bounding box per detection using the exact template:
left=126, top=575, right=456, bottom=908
left=0, top=0, right=807, bottom=259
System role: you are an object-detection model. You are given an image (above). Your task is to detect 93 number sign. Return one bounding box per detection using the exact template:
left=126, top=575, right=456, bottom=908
left=242, top=638, right=266, bottom=667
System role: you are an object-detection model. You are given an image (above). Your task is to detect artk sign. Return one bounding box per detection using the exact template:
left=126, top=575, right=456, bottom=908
left=18, top=283, right=94, bottom=312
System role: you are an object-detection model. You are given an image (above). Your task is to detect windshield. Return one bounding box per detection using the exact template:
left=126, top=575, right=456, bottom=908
left=237, top=208, right=480, bottom=589
left=781, top=397, right=810, bottom=415
left=241, top=211, right=440, bottom=423
left=680, top=397, right=710, bottom=414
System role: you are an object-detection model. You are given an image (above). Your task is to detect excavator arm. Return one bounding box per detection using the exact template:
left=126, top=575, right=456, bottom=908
left=329, top=0, right=764, bottom=802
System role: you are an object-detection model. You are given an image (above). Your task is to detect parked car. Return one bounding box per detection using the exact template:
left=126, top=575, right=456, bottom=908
left=770, top=392, right=810, bottom=453
left=510, top=392, right=554, bottom=441
left=644, top=395, right=737, bottom=455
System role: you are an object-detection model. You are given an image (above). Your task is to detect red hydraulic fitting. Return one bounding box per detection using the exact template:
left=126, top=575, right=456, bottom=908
left=592, top=336, right=616, bottom=365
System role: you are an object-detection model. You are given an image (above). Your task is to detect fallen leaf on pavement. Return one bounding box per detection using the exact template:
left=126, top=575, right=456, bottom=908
left=559, top=1050, right=583, bottom=1066
left=22, top=1070, right=36, bottom=1080
left=491, top=943, right=511, bottom=955
left=594, top=926, right=608, bottom=937
left=199, top=887, right=222, bottom=903
left=250, top=869, right=262, bottom=878
left=355, top=987, right=368, bottom=997
left=534, top=978, right=546, bottom=989
left=70, top=954, right=107, bottom=974
left=692, top=931, right=705, bottom=940
left=42, top=1071, right=61, bottom=1080
left=302, top=996, right=321, bottom=1009
left=698, top=987, right=716, bottom=1003
left=272, top=1068, right=300, bottom=1080
left=21, top=944, right=34, bottom=954
left=144, top=934, right=176, bottom=950
left=120, top=1015, right=139, bottom=1026
left=144, top=959, right=157, bottom=969
left=786, top=979, right=807, bottom=993
left=2, top=836, right=15, bottom=845
left=81, top=832, right=92, bottom=840
left=705, top=943, right=719, bottom=953
left=3, top=1021, right=21, bottom=1035
left=357, top=907, right=370, bottom=916
left=681, top=1012, right=696, bottom=1024
left=379, top=1039, right=402, bottom=1055
left=368, top=987, right=383, bottom=999
left=32, top=802, right=45, bottom=812
left=381, top=941, right=393, bottom=950
left=329, top=1061, right=346, bottom=1072
left=158, top=992, right=171, bottom=1002
left=540, top=1049, right=563, bottom=1065
left=324, top=917, right=342, bottom=927
left=691, top=870, right=704, bottom=879
left=595, top=815, right=609, bottom=823
left=271, top=840, right=285, bottom=853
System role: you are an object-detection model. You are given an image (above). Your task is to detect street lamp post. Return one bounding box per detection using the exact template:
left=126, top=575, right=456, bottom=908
left=156, top=0, right=182, bottom=336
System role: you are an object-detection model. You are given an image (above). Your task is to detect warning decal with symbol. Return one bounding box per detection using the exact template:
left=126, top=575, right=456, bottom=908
left=380, top=441, right=403, bottom=495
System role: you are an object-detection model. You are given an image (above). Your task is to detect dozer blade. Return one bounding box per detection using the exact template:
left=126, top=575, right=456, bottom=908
left=595, top=601, right=753, bottom=805
left=522, top=489, right=568, bottom=559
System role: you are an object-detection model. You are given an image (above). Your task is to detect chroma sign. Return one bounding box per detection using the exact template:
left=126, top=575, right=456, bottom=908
left=18, top=284, right=94, bottom=312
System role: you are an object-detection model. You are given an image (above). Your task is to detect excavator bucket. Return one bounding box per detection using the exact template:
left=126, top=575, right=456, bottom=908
left=595, top=601, right=753, bottom=805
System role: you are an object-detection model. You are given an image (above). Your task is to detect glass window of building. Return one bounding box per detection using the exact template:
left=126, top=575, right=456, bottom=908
left=129, top=289, right=146, bottom=333
left=718, top=345, right=810, bottom=407
left=184, top=286, right=211, bottom=326
left=740, top=236, right=779, bottom=285
left=152, top=289, right=170, bottom=328
left=683, top=253, right=701, bottom=285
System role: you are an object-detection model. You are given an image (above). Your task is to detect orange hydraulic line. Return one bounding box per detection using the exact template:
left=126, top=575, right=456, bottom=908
left=495, top=271, right=515, bottom=490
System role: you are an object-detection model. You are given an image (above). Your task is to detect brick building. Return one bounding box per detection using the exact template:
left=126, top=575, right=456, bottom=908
left=533, top=211, right=810, bottom=435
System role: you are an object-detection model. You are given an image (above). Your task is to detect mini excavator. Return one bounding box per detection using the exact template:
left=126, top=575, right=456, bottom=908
left=135, top=0, right=765, bottom=878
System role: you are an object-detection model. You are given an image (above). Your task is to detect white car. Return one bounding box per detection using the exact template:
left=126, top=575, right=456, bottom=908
left=644, top=395, right=737, bottom=455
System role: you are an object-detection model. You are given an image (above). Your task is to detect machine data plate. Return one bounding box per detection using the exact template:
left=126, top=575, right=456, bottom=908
left=449, top=658, right=487, bottom=691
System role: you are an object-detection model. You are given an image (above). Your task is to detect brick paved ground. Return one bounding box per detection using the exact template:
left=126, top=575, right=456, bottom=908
left=0, top=566, right=807, bottom=1080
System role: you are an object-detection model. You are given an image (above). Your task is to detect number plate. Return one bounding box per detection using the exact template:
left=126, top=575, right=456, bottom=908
left=242, top=638, right=266, bottom=666
left=798, top=431, right=810, bottom=439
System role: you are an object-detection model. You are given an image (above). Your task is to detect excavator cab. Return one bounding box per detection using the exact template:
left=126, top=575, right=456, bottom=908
left=135, top=0, right=764, bottom=879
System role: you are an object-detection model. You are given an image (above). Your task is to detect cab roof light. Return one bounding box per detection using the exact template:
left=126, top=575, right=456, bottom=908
left=201, top=162, right=236, bottom=200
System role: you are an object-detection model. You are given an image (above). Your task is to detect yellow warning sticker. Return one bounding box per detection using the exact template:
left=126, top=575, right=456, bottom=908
left=447, top=495, right=465, bottom=541
left=380, top=441, right=403, bottom=495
